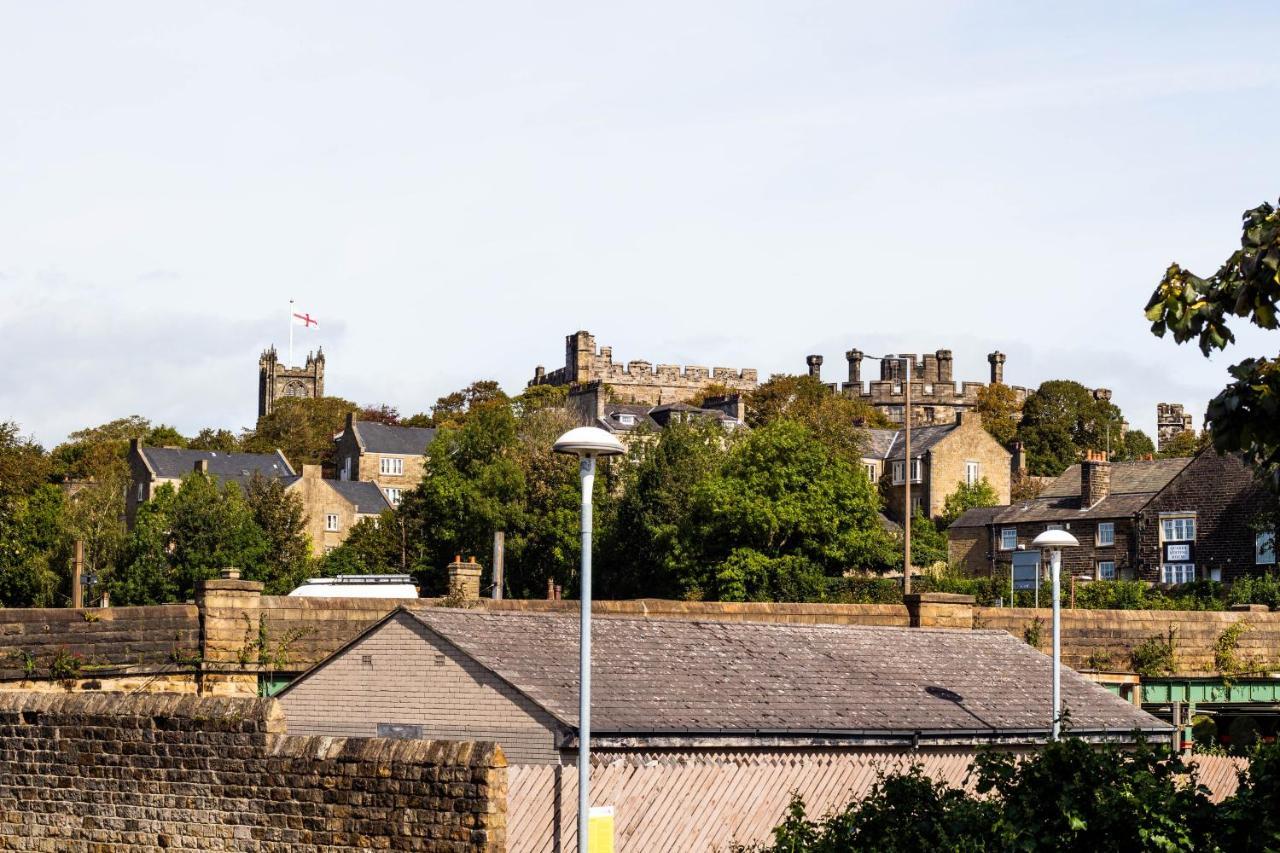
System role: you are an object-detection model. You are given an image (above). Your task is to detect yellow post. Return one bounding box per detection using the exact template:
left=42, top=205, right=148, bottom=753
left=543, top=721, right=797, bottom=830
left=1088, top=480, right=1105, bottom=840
left=588, top=806, right=615, bottom=853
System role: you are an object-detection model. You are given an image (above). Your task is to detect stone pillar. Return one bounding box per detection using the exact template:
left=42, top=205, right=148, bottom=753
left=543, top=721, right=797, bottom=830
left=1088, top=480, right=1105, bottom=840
left=447, top=557, right=483, bottom=600
left=806, top=354, right=823, bottom=379
left=845, top=349, right=863, bottom=384
left=903, top=593, right=975, bottom=629
left=936, top=349, right=953, bottom=383
left=987, top=351, right=1006, bottom=384
left=196, top=570, right=264, bottom=666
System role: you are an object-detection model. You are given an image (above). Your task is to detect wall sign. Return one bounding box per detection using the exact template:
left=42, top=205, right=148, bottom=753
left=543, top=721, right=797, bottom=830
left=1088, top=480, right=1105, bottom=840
left=1164, top=542, right=1194, bottom=563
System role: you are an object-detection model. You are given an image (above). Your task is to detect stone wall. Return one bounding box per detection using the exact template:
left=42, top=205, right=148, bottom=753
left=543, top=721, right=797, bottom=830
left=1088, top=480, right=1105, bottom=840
left=0, top=692, right=505, bottom=851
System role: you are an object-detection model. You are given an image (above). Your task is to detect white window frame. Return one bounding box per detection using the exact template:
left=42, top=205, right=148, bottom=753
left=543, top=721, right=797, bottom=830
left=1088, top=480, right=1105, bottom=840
left=380, top=457, right=404, bottom=477
left=864, top=463, right=877, bottom=482
left=1162, top=563, right=1195, bottom=585
left=1000, top=528, right=1017, bottom=551
left=910, top=495, right=923, bottom=515
left=964, top=461, right=980, bottom=486
left=1046, top=523, right=1064, bottom=531
left=1160, top=515, right=1196, bottom=543
left=892, top=461, right=905, bottom=485
left=386, top=487, right=402, bottom=506
left=1258, top=531, right=1276, bottom=565
left=325, top=513, right=340, bottom=532
left=1096, top=522, right=1115, bottom=547
left=910, top=458, right=921, bottom=483
left=136, top=482, right=145, bottom=502
left=1097, top=560, right=1116, bottom=580
left=617, top=413, right=636, bottom=426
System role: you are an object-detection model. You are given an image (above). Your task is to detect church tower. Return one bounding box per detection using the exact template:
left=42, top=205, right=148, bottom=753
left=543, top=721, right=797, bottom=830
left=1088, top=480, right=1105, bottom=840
left=258, top=346, right=325, bottom=418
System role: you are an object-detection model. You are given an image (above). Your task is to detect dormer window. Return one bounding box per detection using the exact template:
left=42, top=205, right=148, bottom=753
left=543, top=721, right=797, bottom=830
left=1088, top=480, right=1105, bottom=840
left=616, top=414, right=637, bottom=426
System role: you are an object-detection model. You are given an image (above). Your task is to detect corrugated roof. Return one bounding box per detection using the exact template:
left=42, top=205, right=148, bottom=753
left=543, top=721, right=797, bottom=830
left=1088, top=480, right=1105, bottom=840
left=355, top=422, right=437, bottom=455
left=327, top=480, right=392, bottom=515
left=141, top=447, right=292, bottom=485
left=400, top=608, right=1167, bottom=738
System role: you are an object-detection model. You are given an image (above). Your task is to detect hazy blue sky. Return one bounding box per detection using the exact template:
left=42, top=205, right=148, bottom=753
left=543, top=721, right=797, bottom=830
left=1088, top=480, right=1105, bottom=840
left=3, top=1, right=1279, bottom=445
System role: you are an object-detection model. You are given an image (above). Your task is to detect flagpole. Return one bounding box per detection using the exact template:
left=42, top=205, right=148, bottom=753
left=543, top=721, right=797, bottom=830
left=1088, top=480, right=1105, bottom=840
left=289, top=299, right=294, bottom=365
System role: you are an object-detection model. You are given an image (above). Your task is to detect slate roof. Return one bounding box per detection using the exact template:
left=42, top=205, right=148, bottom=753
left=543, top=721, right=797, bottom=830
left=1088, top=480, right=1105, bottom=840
left=864, top=424, right=957, bottom=461
left=327, top=480, right=392, bottom=515
left=354, top=422, right=437, bottom=455
left=598, top=404, right=660, bottom=433
left=993, top=458, right=1193, bottom=525
left=141, top=447, right=293, bottom=486
left=950, top=506, right=1005, bottom=529
left=395, top=608, right=1167, bottom=740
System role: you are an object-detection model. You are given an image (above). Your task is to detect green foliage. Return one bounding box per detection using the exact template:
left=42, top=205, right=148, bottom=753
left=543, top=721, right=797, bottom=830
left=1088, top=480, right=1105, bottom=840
left=940, top=478, right=1000, bottom=527
left=0, top=422, right=50, bottom=501
left=319, top=511, right=406, bottom=577
left=0, top=484, right=71, bottom=607
left=907, top=512, right=949, bottom=570
left=1016, top=380, right=1127, bottom=476
left=1228, top=573, right=1280, bottom=610
left=744, top=374, right=888, bottom=464
left=244, top=396, right=358, bottom=466
left=1114, top=429, right=1156, bottom=462
left=187, top=428, right=242, bottom=452
left=1023, top=616, right=1043, bottom=648
left=974, top=382, right=1022, bottom=447
left=746, top=739, right=1226, bottom=853
left=1146, top=199, right=1280, bottom=491
left=427, top=380, right=505, bottom=429
left=1159, top=429, right=1209, bottom=459
left=1131, top=627, right=1177, bottom=677
left=1214, top=620, right=1252, bottom=683
left=1217, top=743, right=1280, bottom=849
left=244, top=474, right=311, bottom=594
left=47, top=646, right=83, bottom=685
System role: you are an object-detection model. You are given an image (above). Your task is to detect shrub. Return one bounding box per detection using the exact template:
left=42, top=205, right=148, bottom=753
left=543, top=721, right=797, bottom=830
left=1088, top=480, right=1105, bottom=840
left=1131, top=628, right=1177, bottom=677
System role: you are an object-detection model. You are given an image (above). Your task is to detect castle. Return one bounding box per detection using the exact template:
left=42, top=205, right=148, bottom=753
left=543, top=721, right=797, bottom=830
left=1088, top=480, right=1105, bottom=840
left=258, top=346, right=325, bottom=417
left=528, top=330, right=758, bottom=406
left=804, top=348, right=1030, bottom=425
left=1157, top=402, right=1194, bottom=450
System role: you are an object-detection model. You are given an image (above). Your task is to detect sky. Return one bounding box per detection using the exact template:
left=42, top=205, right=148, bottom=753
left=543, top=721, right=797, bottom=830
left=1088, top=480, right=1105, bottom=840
left=2, top=1, right=1279, bottom=446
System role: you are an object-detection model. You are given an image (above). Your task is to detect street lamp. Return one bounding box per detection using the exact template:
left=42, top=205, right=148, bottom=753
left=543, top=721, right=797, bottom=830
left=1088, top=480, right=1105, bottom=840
left=1031, top=528, right=1080, bottom=740
left=553, top=426, right=626, bottom=852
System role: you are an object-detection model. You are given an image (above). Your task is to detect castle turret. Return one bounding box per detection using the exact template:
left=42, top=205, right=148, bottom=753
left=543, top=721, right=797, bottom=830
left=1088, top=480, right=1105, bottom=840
left=988, top=351, right=1006, bottom=384
left=845, top=349, right=863, bottom=385
left=806, top=354, right=823, bottom=379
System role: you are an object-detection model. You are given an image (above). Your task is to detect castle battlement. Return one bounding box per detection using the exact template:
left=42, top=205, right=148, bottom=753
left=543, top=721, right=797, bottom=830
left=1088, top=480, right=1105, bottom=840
left=258, top=346, right=325, bottom=418
left=529, top=331, right=758, bottom=406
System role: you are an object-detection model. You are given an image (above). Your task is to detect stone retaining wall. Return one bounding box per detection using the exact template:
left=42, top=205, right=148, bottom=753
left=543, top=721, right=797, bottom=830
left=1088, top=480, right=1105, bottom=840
left=0, top=692, right=505, bottom=851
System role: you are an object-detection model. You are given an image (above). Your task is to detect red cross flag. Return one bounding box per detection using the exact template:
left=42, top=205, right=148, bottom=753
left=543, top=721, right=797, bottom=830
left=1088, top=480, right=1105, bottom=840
left=292, top=311, right=318, bottom=328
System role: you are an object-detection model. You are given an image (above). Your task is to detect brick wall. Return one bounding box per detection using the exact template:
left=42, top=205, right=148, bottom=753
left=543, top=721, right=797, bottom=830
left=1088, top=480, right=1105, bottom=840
left=281, top=611, right=563, bottom=764
left=0, top=692, right=505, bottom=850
left=992, top=516, right=1139, bottom=580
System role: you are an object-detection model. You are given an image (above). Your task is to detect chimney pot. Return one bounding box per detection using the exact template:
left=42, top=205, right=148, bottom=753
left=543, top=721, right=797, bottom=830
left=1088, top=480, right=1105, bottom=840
left=1081, top=451, right=1112, bottom=507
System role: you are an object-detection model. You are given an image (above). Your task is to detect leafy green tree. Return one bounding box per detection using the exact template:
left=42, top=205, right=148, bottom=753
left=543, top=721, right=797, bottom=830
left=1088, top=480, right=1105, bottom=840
left=745, top=374, right=888, bottom=464
left=1145, top=199, right=1280, bottom=487
left=512, top=383, right=568, bottom=417
left=319, top=511, right=405, bottom=576
left=112, top=484, right=179, bottom=605
left=244, top=474, right=311, bottom=594
left=243, top=396, right=357, bottom=466
left=358, top=403, right=401, bottom=425
left=188, top=428, right=242, bottom=452
left=908, top=511, right=949, bottom=569
left=599, top=420, right=731, bottom=599
left=940, top=478, right=1000, bottom=527
left=691, top=420, right=891, bottom=600
left=0, top=484, right=71, bottom=607
left=974, top=382, right=1023, bottom=447
left=1016, top=380, right=1126, bottom=476
left=1114, top=429, right=1156, bottom=461
left=1158, top=429, right=1209, bottom=459
left=0, top=422, right=50, bottom=501
left=427, top=380, right=505, bottom=428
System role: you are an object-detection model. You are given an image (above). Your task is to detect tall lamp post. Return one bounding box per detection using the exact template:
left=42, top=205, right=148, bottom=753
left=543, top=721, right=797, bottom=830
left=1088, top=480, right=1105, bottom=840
left=1030, top=528, right=1080, bottom=740
left=553, top=426, right=626, bottom=852
left=853, top=353, right=914, bottom=591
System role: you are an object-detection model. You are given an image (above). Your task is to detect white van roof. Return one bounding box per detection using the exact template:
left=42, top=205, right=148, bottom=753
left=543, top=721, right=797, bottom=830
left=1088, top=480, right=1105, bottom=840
left=287, top=575, right=419, bottom=599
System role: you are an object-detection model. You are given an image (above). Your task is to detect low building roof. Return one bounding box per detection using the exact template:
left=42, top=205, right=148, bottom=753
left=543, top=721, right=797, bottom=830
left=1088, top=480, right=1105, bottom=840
left=351, top=422, right=437, bottom=456
left=993, top=458, right=1193, bottom=525
left=382, top=608, right=1166, bottom=743
left=140, top=447, right=293, bottom=485
left=949, top=505, right=1005, bottom=529
left=864, top=424, right=957, bottom=461
left=326, top=480, right=393, bottom=515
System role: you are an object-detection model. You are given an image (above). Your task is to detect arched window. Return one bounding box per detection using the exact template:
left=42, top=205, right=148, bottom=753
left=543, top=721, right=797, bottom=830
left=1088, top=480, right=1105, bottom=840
left=284, top=381, right=308, bottom=398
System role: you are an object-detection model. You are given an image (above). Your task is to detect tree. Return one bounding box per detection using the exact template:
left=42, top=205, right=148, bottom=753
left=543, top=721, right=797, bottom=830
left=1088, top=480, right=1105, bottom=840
left=974, top=382, right=1022, bottom=447
left=427, top=380, right=505, bottom=428
left=243, top=396, right=357, bottom=467
left=691, top=420, right=892, bottom=600
left=0, top=422, right=50, bottom=501
left=358, top=403, right=401, bottom=425
left=745, top=374, right=888, bottom=465
left=1114, top=429, right=1156, bottom=462
left=1145, top=199, right=1280, bottom=488
left=0, top=484, right=71, bottom=607
left=188, top=428, right=242, bottom=452
left=1158, top=430, right=1209, bottom=459
left=1016, top=381, right=1126, bottom=476
left=940, top=478, right=1000, bottom=527
left=319, top=511, right=405, bottom=576
left=244, top=474, right=311, bottom=594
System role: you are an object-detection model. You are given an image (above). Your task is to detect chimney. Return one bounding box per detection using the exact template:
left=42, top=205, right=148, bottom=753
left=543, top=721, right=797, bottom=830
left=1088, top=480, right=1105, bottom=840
left=345, top=411, right=356, bottom=432
left=988, top=351, right=1006, bottom=384
left=193, top=459, right=210, bottom=475
left=447, top=556, right=482, bottom=600
left=130, top=437, right=143, bottom=455
left=302, top=464, right=322, bottom=480
left=955, top=410, right=980, bottom=429
left=806, top=354, right=823, bottom=379
left=936, top=349, right=953, bottom=383
left=1011, top=440, right=1026, bottom=476
left=845, top=349, right=863, bottom=384
left=1081, top=449, right=1111, bottom=507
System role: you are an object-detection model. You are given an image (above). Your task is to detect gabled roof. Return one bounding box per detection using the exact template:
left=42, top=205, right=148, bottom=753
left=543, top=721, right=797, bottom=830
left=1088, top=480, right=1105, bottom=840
left=140, top=447, right=293, bottom=486
left=350, top=422, right=437, bottom=456
left=864, top=424, right=958, bottom=461
left=326, top=480, right=393, bottom=515
left=950, top=505, right=1005, bottom=529
left=994, top=457, right=1193, bottom=525
left=386, top=608, right=1166, bottom=741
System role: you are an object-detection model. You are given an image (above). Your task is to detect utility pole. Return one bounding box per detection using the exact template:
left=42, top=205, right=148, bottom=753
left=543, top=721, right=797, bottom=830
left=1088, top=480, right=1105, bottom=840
left=492, top=531, right=505, bottom=600
left=72, top=540, right=84, bottom=609
left=902, top=357, right=912, bottom=595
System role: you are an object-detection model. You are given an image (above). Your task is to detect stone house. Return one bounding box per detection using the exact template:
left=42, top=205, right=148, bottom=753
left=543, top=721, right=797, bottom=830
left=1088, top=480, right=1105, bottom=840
left=333, top=413, right=436, bottom=507
left=126, top=440, right=294, bottom=526
left=528, top=330, right=758, bottom=406
left=863, top=412, right=1011, bottom=523
left=567, top=380, right=743, bottom=445
left=948, top=450, right=1275, bottom=583
left=279, top=607, right=1166, bottom=766
left=289, top=465, right=392, bottom=554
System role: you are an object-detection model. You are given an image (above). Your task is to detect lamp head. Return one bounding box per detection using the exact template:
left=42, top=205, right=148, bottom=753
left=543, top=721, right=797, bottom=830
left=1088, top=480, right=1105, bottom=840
left=553, top=426, right=626, bottom=458
left=1031, top=529, right=1080, bottom=549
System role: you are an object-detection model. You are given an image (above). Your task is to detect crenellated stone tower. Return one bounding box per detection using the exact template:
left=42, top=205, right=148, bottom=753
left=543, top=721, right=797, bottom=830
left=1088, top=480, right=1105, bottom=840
left=258, top=346, right=325, bottom=418
left=1157, top=403, right=1194, bottom=451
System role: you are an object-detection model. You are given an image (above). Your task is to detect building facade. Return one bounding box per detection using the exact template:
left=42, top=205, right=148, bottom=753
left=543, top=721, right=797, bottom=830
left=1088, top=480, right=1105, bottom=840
left=126, top=440, right=295, bottom=526
left=863, top=412, right=1011, bottom=523
left=333, top=413, right=436, bottom=507
left=258, top=346, right=325, bottom=418
left=1157, top=403, right=1195, bottom=451
left=289, top=465, right=392, bottom=554
left=528, top=330, right=758, bottom=406
left=566, top=381, right=743, bottom=444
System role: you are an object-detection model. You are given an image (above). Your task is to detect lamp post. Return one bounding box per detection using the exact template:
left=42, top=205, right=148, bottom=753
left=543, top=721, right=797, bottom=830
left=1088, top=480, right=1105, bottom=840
left=857, top=353, right=914, bottom=591
left=553, top=426, right=626, bottom=852
left=1030, top=529, right=1080, bottom=740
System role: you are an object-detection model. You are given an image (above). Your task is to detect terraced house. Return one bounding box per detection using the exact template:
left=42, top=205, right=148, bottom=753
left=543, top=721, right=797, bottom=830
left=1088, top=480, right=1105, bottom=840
left=333, top=413, right=436, bottom=507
